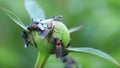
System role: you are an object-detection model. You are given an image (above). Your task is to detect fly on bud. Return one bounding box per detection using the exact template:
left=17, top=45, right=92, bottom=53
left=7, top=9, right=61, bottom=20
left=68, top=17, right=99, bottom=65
left=1, top=0, right=119, bottom=68
left=22, top=15, right=71, bottom=59
left=62, top=57, right=78, bottom=68
left=22, top=31, right=30, bottom=48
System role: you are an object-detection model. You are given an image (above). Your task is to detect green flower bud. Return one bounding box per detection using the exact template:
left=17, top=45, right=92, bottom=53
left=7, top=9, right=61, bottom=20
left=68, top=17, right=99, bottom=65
left=22, top=16, right=71, bottom=68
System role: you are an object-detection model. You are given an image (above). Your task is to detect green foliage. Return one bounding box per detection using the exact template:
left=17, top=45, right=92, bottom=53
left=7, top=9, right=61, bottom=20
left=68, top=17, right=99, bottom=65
left=67, top=47, right=120, bottom=66
left=0, top=7, right=28, bottom=31
left=0, top=0, right=120, bottom=68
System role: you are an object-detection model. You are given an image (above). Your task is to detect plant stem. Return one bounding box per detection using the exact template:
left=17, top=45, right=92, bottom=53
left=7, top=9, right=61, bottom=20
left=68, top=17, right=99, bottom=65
left=35, top=52, right=50, bottom=68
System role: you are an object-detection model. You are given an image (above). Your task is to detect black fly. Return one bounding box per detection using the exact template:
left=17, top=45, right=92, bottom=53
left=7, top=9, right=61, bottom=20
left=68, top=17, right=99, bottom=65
left=62, top=57, right=77, bottom=68
left=22, top=31, right=30, bottom=48
left=27, top=20, right=45, bottom=31
left=54, top=38, right=69, bottom=59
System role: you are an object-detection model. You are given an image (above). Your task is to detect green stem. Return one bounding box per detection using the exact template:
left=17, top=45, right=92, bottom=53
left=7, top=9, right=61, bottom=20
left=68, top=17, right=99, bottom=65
left=35, top=52, right=50, bottom=68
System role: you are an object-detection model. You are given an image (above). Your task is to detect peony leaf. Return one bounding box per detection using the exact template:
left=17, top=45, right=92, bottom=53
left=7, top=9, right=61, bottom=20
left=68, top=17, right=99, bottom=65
left=67, top=47, right=120, bottom=67
left=0, top=7, right=28, bottom=31
left=69, top=25, right=83, bottom=33
left=24, top=0, right=46, bottom=21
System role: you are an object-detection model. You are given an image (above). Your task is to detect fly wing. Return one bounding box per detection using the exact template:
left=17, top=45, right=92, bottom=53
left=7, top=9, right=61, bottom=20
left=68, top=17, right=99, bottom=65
left=56, top=45, right=62, bottom=59
left=41, top=28, right=50, bottom=39
left=24, top=0, right=46, bottom=21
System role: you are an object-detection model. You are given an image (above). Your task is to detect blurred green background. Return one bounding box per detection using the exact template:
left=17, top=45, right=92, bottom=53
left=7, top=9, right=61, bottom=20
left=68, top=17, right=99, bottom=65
left=0, top=0, right=120, bottom=68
